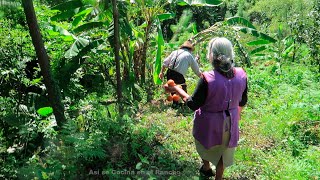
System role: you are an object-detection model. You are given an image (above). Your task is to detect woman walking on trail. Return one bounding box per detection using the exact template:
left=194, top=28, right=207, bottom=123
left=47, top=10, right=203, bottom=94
left=164, top=37, right=248, bottom=179
left=159, top=40, right=202, bottom=93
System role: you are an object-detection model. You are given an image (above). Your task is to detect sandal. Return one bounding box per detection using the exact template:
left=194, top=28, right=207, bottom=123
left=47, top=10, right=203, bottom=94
left=199, top=165, right=215, bottom=178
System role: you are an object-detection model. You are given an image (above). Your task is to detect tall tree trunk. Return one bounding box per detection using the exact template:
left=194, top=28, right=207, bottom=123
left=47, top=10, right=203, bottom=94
left=120, top=45, right=129, bottom=81
left=112, top=0, right=123, bottom=112
left=133, top=48, right=142, bottom=81
left=22, top=0, right=66, bottom=128
left=140, top=21, right=152, bottom=84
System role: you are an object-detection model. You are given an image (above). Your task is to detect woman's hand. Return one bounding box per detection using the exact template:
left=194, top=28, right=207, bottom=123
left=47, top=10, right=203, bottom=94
left=163, top=84, right=190, bottom=102
left=163, top=83, right=176, bottom=93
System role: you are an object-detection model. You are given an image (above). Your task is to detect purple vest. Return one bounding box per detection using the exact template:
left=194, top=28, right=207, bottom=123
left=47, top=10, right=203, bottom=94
left=193, top=68, right=247, bottom=149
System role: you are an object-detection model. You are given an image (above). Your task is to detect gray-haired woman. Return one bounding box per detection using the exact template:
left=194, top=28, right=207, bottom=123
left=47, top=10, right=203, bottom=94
left=164, top=37, right=248, bottom=179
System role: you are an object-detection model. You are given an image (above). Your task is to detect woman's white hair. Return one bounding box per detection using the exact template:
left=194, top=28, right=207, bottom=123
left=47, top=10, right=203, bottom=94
left=207, top=37, right=235, bottom=72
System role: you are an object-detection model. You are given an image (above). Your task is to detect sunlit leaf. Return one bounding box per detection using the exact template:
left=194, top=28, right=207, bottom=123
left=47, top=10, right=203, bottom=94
left=37, top=107, right=53, bottom=117
left=31, top=77, right=43, bottom=85
left=109, top=68, right=114, bottom=76
left=177, top=1, right=188, bottom=5
left=192, top=23, right=198, bottom=34
left=136, top=162, right=142, bottom=170
left=157, top=13, right=175, bottom=21
left=247, top=39, right=272, bottom=46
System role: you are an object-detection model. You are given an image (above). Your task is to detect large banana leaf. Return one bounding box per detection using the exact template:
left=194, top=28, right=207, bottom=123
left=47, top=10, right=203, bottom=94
left=72, top=7, right=93, bottom=27
left=48, top=25, right=105, bottom=59
left=153, top=18, right=164, bottom=85
left=65, top=37, right=90, bottom=58
left=250, top=45, right=267, bottom=55
left=226, top=16, right=256, bottom=29
left=232, top=26, right=277, bottom=43
left=59, top=39, right=105, bottom=88
left=173, top=0, right=223, bottom=6
left=226, top=16, right=276, bottom=45
left=77, top=39, right=105, bottom=56
left=73, top=22, right=105, bottom=33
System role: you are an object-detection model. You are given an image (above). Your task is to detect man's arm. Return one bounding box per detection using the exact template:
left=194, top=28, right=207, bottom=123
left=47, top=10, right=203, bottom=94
left=159, top=51, right=175, bottom=79
left=159, top=65, right=167, bottom=79
left=190, top=55, right=202, bottom=77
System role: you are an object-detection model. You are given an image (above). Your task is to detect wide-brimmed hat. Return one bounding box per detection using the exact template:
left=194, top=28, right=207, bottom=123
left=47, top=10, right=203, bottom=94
left=180, top=40, right=194, bottom=51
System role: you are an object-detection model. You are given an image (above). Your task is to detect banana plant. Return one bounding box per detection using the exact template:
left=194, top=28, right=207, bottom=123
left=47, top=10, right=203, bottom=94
left=47, top=0, right=133, bottom=90
left=187, top=16, right=277, bottom=67
left=248, top=24, right=297, bottom=67
left=50, top=0, right=113, bottom=58
left=126, top=0, right=172, bottom=84
left=169, top=0, right=222, bottom=6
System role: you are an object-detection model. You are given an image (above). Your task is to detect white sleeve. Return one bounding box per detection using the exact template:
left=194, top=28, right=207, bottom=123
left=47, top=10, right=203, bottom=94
left=163, top=51, right=175, bottom=68
left=190, top=55, right=201, bottom=76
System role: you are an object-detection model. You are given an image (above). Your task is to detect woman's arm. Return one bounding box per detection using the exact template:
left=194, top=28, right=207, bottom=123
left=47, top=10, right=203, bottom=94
left=164, top=78, right=208, bottom=111
left=164, top=84, right=189, bottom=100
left=238, top=78, right=248, bottom=119
left=239, top=79, right=248, bottom=107
left=186, top=78, right=207, bottom=110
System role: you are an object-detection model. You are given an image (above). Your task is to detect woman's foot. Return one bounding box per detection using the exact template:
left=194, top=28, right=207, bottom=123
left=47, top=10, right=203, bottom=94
left=199, top=165, right=215, bottom=178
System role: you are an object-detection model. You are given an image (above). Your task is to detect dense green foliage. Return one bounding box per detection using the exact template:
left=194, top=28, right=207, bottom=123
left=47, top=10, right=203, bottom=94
left=0, top=0, right=319, bottom=179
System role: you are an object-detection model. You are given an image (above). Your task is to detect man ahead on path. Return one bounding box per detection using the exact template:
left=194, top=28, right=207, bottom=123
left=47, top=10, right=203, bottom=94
left=159, top=40, right=202, bottom=93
